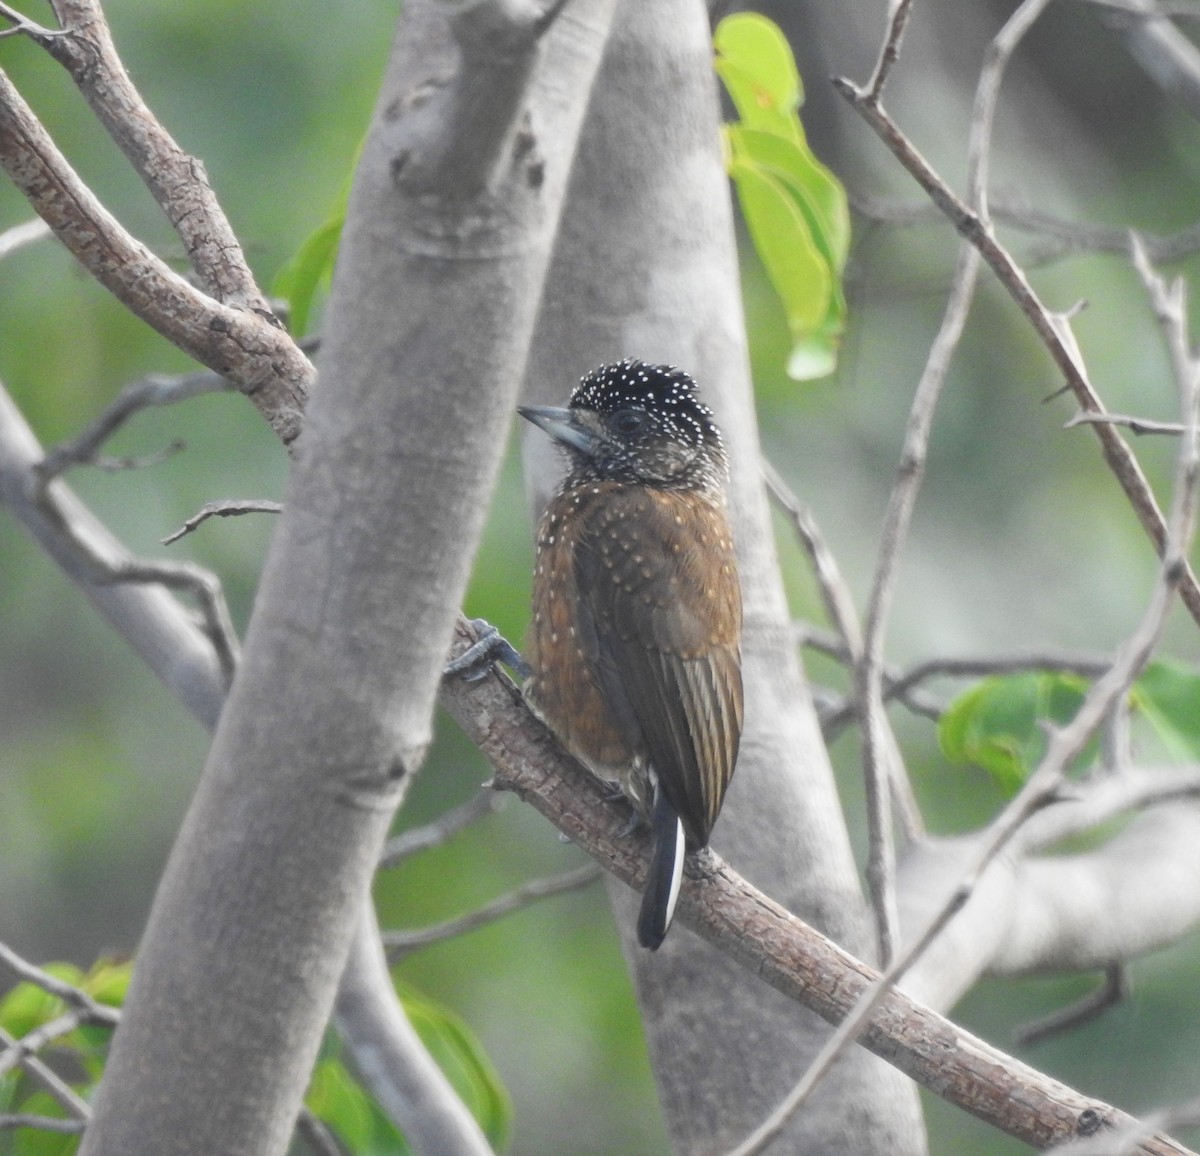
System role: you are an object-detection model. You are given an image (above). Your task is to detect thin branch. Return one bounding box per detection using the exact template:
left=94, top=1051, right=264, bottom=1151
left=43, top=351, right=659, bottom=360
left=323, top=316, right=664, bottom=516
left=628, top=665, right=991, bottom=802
left=846, top=0, right=1057, bottom=974
left=0, top=1010, right=95, bottom=1079
left=0, top=70, right=311, bottom=445
left=0, top=2, right=64, bottom=40
left=377, top=788, right=504, bottom=870
left=796, top=625, right=944, bottom=730
left=382, top=863, right=602, bottom=957
left=105, top=559, right=239, bottom=682
left=36, top=370, right=230, bottom=483
left=39, top=0, right=274, bottom=309
left=886, top=650, right=1112, bottom=702
left=854, top=236, right=980, bottom=966
left=0, top=941, right=118, bottom=1027
left=834, top=81, right=1200, bottom=629
left=764, top=462, right=863, bottom=658
left=91, top=439, right=186, bottom=472
left=0, top=379, right=231, bottom=721
left=1066, top=412, right=1184, bottom=436
left=0, top=1114, right=85, bottom=1134
left=850, top=191, right=1200, bottom=264
left=161, top=498, right=284, bottom=545
left=0, top=1025, right=90, bottom=1120
left=1015, top=964, right=1129, bottom=1046
left=731, top=4, right=1171, bottom=1145
left=439, top=619, right=1195, bottom=1154
left=863, top=0, right=917, bottom=100
left=765, top=464, right=924, bottom=841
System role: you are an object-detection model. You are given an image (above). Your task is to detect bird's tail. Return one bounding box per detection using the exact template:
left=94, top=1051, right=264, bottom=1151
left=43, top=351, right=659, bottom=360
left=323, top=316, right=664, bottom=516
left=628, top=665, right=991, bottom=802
left=637, top=789, right=686, bottom=950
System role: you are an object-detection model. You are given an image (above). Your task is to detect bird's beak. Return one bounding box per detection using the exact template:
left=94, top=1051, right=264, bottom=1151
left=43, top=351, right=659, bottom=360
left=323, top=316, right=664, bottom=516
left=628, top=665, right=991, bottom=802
left=518, top=405, right=601, bottom=457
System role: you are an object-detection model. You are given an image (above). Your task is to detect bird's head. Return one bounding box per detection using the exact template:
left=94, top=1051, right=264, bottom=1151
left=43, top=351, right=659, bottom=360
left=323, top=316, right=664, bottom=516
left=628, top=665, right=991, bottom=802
left=519, top=359, right=727, bottom=491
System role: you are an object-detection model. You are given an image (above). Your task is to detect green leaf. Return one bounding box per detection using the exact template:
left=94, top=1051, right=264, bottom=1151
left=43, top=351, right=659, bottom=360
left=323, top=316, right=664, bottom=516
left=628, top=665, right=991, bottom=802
left=271, top=216, right=344, bottom=338
left=1132, top=659, right=1200, bottom=759
left=79, top=958, right=131, bottom=1009
left=398, top=980, right=512, bottom=1150
left=728, top=159, right=831, bottom=343
left=728, top=126, right=849, bottom=275
left=8, top=1092, right=80, bottom=1156
left=306, top=982, right=511, bottom=1154
left=715, top=13, right=850, bottom=380
left=307, top=1057, right=382, bottom=1154
left=714, top=13, right=802, bottom=125
left=939, top=673, right=1089, bottom=795
left=0, top=982, right=63, bottom=1039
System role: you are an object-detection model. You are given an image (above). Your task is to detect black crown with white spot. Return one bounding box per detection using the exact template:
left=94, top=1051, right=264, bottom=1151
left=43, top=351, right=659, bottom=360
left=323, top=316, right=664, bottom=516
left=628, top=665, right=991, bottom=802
left=566, top=359, right=727, bottom=491
left=571, top=359, right=723, bottom=451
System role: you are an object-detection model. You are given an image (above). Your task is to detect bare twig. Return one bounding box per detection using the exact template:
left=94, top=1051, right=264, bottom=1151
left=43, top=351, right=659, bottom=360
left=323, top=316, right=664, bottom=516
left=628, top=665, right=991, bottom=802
left=863, top=0, right=917, bottom=100
left=163, top=499, right=284, bottom=546
left=1016, top=762, right=1200, bottom=849
left=0, top=1114, right=85, bottom=1134
left=0, top=941, right=117, bottom=1026
left=845, top=0, right=1058, bottom=979
left=850, top=191, right=1200, bottom=264
left=0, top=1025, right=90, bottom=1120
left=1066, top=412, right=1184, bottom=436
left=764, top=462, right=863, bottom=659
left=834, top=82, right=1200, bottom=629
left=39, top=0, right=274, bottom=310
left=91, top=439, right=186, bottom=472
left=104, top=559, right=239, bottom=681
left=0, top=71, right=311, bottom=444
left=0, top=2, right=63, bottom=40
left=854, top=232, right=980, bottom=968
left=0, top=1010, right=95, bottom=1079
left=765, top=465, right=924, bottom=841
left=36, top=370, right=230, bottom=484
left=378, top=788, right=504, bottom=870
left=886, top=650, right=1112, bottom=702
left=1016, top=963, right=1129, bottom=1046
left=796, top=625, right=944, bottom=729
left=382, top=863, right=602, bottom=957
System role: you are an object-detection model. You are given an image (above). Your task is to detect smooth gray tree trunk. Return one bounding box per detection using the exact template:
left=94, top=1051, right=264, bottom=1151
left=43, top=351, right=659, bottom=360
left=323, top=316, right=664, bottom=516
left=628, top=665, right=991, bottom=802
left=523, top=2, right=927, bottom=1152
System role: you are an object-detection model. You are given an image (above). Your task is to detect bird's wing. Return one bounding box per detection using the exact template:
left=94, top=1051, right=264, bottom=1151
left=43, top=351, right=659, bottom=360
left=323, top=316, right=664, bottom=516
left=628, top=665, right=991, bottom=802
left=574, top=485, right=742, bottom=846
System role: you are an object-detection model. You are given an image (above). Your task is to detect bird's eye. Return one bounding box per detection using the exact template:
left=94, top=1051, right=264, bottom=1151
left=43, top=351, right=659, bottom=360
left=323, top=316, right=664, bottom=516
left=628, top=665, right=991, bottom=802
left=610, top=409, right=646, bottom=436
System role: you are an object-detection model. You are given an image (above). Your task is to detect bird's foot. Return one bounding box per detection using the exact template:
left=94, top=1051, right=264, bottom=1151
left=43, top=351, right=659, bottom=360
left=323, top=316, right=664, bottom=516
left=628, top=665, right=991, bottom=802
left=613, top=804, right=642, bottom=839
left=445, top=618, right=531, bottom=681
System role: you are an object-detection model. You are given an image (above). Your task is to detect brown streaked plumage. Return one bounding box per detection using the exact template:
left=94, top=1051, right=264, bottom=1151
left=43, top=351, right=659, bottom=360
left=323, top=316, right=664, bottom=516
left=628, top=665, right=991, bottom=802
left=520, top=359, right=743, bottom=949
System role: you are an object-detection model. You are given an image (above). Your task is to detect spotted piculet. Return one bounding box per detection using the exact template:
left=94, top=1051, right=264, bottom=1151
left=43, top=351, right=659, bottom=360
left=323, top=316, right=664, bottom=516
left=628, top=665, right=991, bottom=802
left=519, top=359, right=743, bottom=949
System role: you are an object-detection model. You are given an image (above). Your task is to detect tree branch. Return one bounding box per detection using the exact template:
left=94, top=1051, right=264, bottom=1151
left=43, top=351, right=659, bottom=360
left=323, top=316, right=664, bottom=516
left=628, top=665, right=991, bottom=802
left=438, top=620, right=1194, bottom=1154
left=0, top=71, right=311, bottom=445
left=382, top=862, right=601, bottom=956
left=31, top=0, right=278, bottom=309
left=834, top=75, right=1200, bottom=630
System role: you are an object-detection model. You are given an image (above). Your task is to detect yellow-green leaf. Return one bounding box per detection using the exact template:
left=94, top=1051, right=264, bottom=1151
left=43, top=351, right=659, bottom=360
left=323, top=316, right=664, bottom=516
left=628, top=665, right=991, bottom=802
left=714, top=13, right=803, bottom=121
left=729, top=159, right=830, bottom=344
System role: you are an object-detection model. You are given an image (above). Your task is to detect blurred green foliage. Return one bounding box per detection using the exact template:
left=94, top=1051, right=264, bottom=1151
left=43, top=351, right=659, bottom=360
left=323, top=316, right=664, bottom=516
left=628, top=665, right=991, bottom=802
left=0, top=957, right=511, bottom=1155
left=3, top=3, right=1200, bottom=1155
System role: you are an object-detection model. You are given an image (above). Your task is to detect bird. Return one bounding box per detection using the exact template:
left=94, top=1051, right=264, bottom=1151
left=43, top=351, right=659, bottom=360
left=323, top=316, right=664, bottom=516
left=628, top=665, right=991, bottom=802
left=519, top=359, right=743, bottom=950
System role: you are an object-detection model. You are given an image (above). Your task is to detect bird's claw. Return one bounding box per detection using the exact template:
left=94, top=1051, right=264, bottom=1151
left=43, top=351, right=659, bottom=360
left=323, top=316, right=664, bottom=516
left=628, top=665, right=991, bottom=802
left=445, top=618, right=531, bottom=681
